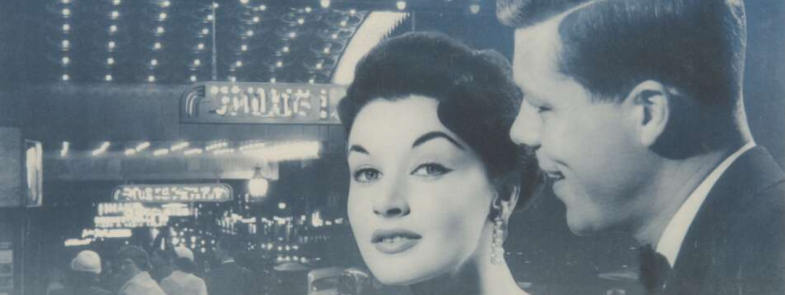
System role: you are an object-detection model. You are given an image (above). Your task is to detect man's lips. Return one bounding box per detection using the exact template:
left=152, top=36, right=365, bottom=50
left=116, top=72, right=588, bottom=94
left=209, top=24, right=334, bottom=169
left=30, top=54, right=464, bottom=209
left=544, top=170, right=565, bottom=182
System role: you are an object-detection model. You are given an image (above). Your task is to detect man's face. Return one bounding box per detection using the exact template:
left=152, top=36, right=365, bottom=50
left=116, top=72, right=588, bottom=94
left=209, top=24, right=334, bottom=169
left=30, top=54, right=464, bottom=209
left=510, top=20, right=648, bottom=235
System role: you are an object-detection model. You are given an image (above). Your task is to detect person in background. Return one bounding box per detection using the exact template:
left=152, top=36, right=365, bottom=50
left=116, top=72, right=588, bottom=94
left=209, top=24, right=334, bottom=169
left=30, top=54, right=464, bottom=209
left=499, top=0, right=785, bottom=294
left=51, top=250, right=112, bottom=295
left=44, top=267, right=65, bottom=295
left=160, top=246, right=208, bottom=295
left=115, top=246, right=167, bottom=295
left=207, top=236, right=254, bottom=295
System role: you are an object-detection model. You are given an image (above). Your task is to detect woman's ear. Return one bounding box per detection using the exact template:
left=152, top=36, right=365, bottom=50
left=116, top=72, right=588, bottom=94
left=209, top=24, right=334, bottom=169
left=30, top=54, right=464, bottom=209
left=500, top=185, right=520, bottom=223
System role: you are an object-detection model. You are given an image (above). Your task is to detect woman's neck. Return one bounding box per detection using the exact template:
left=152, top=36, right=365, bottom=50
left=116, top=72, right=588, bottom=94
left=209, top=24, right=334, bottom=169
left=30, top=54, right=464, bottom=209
left=409, top=257, right=528, bottom=295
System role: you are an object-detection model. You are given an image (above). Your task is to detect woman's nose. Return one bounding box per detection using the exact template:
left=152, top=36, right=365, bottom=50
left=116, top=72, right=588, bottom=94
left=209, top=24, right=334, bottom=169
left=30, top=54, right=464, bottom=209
left=372, top=182, right=410, bottom=218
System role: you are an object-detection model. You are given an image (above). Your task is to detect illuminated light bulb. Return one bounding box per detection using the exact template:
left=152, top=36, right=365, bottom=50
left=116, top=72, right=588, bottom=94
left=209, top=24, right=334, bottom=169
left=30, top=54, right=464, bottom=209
left=110, top=25, right=118, bottom=33
left=107, top=57, right=115, bottom=65
left=323, top=47, right=330, bottom=54
left=288, top=32, right=296, bottom=38
left=253, top=16, right=260, bottom=23
left=270, top=77, right=276, bottom=83
left=154, top=149, right=169, bottom=156
left=148, top=75, right=156, bottom=82
left=278, top=202, right=286, bottom=210
left=62, top=23, right=70, bottom=32
left=105, top=74, right=113, bottom=81
left=202, top=28, right=209, bottom=35
left=62, top=8, right=71, bottom=17
left=197, top=43, right=205, bottom=50
left=298, top=18, right=305, bottom=25
left=305, top=6, right=312, bottom=13
left=135, top=142, right=150, bottom=151
left=235, top=61, right=243, bottom=67
left=111, top=11, right=119, bottom=19
left=282, top=46, right=289, bottom=53
left=240, top=0, right=248, bottom=4
left=62, top=40, right=70, bottom=48
left=246, top=30, right=254, bottom=37
left=350, top=9, right=357, bottom=15
left=258, top=4, right=266, bottom=11
left=154, top=42, right=162, bottom=50
left=207, top=14, right=214, bottom=21
left=159, top=13, right=167, bottom=20
left=190, top=75, right=197, bottom=82
left=62, top=74, right=70, bottom=81
left=470, top=3, right=480, bottom=14
left=320, top=0, right=330, bottom=8
left=316, top=63, right=323, bottom=70
left=63, top=0, right=70, bottom=3
left=308, top=78, right=315, bottom=84
left=157, top=27, right=165, bottom=34
left=331, top=34, right=338, bottom=39
left=62, top=57, right=70, bottom=65
left=151, top=59, right=158, bottom=66
left=113, top=0, right=121, bottom=5
left=340, top=20, right=347, bottom=27
left=229, top=76, right=237, bottom=82
left=212, top=2, right=219, bottom=8
left=276, top=61, right=283, bottom=68
left=396, top=0, right=406, bottom=10
left=162, top=0, right=171, bottom=7
left=125, top=149, right=136, bottom=156
left=241, top=44, right=248, bottom=51
left=194, top=59, right=201, bottom=66
left=108, top=41, right=116, bottom=49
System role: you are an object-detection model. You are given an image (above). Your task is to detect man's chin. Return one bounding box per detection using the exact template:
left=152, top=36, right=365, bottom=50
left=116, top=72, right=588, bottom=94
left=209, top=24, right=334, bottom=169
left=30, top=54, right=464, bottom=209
left=565, top=214, right=601, bottom=236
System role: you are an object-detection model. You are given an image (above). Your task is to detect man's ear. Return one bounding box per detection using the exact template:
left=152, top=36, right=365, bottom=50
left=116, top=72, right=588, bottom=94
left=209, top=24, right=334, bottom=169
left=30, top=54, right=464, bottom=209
left=625, top=80, right=672, bottom=147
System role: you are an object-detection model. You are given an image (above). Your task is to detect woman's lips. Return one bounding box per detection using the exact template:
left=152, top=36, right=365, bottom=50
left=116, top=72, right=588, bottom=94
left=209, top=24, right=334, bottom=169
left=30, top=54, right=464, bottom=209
left=371, top=229, right=422, bottom=254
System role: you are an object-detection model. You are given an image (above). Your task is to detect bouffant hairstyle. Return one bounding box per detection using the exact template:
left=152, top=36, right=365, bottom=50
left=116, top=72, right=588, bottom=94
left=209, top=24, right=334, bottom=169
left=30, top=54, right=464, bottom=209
left=338, top=32, right=541, bottom=208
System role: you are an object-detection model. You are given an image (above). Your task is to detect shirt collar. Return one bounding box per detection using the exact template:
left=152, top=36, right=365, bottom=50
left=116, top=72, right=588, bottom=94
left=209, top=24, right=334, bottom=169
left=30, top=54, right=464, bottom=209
left=655, top=142, right=756, bottom=266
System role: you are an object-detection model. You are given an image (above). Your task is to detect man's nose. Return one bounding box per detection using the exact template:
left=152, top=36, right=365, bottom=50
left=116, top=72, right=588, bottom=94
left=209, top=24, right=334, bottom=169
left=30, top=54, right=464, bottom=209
left=510, top=102, right=542, bottom=148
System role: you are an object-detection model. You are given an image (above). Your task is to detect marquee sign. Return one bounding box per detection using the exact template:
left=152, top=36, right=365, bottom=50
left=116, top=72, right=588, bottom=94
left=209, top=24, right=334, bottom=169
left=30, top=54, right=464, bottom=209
left=112, top=183, right=233, bottom=203
left=181, top=82, right=346, bottom=124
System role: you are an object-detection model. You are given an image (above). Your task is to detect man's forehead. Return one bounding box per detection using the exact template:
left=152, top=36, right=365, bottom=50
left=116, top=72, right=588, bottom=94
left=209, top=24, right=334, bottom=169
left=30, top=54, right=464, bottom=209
left=512, top=21, right=562, bottom=95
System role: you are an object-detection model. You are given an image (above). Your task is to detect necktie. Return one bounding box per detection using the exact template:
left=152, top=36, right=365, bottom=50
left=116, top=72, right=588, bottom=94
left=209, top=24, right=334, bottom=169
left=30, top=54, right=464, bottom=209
left=639, top=245, right=672, bottom=295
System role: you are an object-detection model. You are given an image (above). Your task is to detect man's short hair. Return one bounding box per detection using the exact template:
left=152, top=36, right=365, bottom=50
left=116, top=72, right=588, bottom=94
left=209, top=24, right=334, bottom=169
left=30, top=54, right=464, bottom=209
left=116, top=246, right=152, bottom=271
left=499, top=0, right=746, bottom=109
left=217, top=235, right=244, bottom=257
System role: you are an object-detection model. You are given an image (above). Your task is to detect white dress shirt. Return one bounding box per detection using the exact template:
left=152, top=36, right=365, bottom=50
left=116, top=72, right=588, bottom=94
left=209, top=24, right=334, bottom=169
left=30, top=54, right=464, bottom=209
left=655, top=142, right=756, bottom=267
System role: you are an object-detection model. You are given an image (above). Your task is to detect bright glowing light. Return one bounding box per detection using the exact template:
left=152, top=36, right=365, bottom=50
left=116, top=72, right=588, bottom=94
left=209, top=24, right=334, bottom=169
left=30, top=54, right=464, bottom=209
left=190, top=75, right=198, bottom=82
left=61, top=142, right=70, bottom=157
left=110, top=25, right=118, bottom=33
left=171, top=142, right=190, bottom=151
left=298, top=18, right=305, bottom=25
left=288, top=32, right=296, bottom=38
left=470, top=3, right=480, bottom=14
left=212, top=2, right=219, bottom=8
left=253, top=16, right=260, bottom=23
left=202, top=28, right=209, bottom=35
left=184, top=148, right=203, bottom=156
left=228, top=76, right=237, bottom=82
left=316, top=63, right=323, bottom=70
left=246, top=30, right=254, bottom=37
left=396, top=1, right=406, bottom=10
left=207, top=14, right=214, bottom=21
left=153, top=148, right=169, bottom=156
left=157, top=27, right=165, bottom=34
left=258, top=4, right=266, bottom=11
left=113, top=0, right=121, bottom=5
left=62, top=23, right=70, bottom=32
left=111, top=11, right=120, bottom=19
left=308, top=78, right=315, bottom=84
left=154, top=42, right=162, bottom=50
left=62, top=74, right=70, bottom=81
left=62, top=56, right=70, bottom=65
left=197, top=43, right=205, bottom=50
left=108, top=41, right=116, bottom=49
left=270, top=77, right=276, bottom=83
left=235, top=61, right=243, bottom=67
left=248, top=167, right=269, bottom=197
left=62, top=8, right=71, bottom=17
left=159, top=12, right=167, bottom=20
left=148, top=75, right=156, bottom=82
left=332, top=34, right=338, bottom=39
left=194, top=59, right=201, bottom=66
left=278, top=202, right=286, bottom=210
left=305, top=6, right=312, bottom=13
left=162, top=0, right=171, bottom=7
left=320, top=0, right=330, bottom=8
left=105, top=74, right=113, bottom=81
left=135, top=142, right=150, bottom=152
left=65, top=239, right=91, bottom=247
left=350, top=9, right=357, bottom=15
left=205, top=142, right=228, bottom=151
left=244, top=141, right=321, bottom=161
left=92, top=141, right=111, bottom=156
left=240, top=0, right=249, bottom=4
left=213, top=148, right=235, bottom=155
left=239, top=142, right=266, bottom=152
left=241, top=44, right=248, bottom=51
left=62, top=0, right=70, bottom=4
left=340, top=20, right=347, bottom=27
left=151, top=59, right=158, bottom=66
left=276, top=61, right=283, bottom=68
left=107, top=57, right=115, bottom=65
left=125, top=148, right=136, bottom=156
left=62, top=40, right=70, bottom=48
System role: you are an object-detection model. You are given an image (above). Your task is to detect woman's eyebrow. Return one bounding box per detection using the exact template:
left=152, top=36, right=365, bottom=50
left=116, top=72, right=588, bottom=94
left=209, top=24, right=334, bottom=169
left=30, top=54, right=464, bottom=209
left=348, top=144, right=369, bottom=155
left=411, top=131, right=465, bottom=150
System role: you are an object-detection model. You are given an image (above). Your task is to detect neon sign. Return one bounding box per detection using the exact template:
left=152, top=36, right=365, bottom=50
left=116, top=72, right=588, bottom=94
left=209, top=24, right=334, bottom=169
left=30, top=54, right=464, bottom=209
left=112, top=184, right=232, bottom=203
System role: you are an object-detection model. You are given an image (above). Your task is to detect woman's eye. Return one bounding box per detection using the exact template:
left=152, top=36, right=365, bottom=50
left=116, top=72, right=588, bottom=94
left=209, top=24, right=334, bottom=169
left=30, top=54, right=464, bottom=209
left=353, top=168, right=381, bottom=183
left=411, top=163, right=452, bottom=177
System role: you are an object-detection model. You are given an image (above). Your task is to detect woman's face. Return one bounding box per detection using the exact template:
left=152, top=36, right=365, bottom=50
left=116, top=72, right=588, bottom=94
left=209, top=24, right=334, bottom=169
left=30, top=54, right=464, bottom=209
left=346, top=95, right=496, bottom=285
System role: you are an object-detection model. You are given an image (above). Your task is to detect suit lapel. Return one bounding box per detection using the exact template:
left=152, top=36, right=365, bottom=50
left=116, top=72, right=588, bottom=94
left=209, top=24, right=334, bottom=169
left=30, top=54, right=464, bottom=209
left=664, top=147, right=785, bottom=295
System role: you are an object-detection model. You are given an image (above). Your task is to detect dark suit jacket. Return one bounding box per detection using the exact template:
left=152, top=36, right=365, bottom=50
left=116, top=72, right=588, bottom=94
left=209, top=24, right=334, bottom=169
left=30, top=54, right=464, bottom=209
left=663, top=147, right=785, bottom=295
left=206, top=261, right=254, bottom=295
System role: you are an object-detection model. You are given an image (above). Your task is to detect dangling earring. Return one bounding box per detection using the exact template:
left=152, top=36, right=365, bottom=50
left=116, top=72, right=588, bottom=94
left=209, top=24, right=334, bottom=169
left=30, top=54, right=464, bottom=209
left=491, top=215, right=504, bottom=265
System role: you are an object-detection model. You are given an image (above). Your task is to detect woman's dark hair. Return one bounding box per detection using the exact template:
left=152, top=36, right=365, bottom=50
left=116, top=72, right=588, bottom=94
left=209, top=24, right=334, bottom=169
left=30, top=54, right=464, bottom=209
left=174, top=257, right=197, bottom=274
left=338, top=32, right=542, bottom=208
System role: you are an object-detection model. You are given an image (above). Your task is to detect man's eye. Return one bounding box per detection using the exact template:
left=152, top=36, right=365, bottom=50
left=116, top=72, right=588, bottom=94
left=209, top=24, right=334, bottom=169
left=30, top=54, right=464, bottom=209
left=353, top=168, right=381, bottom=183
left=411, top=163, right=452, bottom=177
left=536, top=106, right=551, bottom=114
